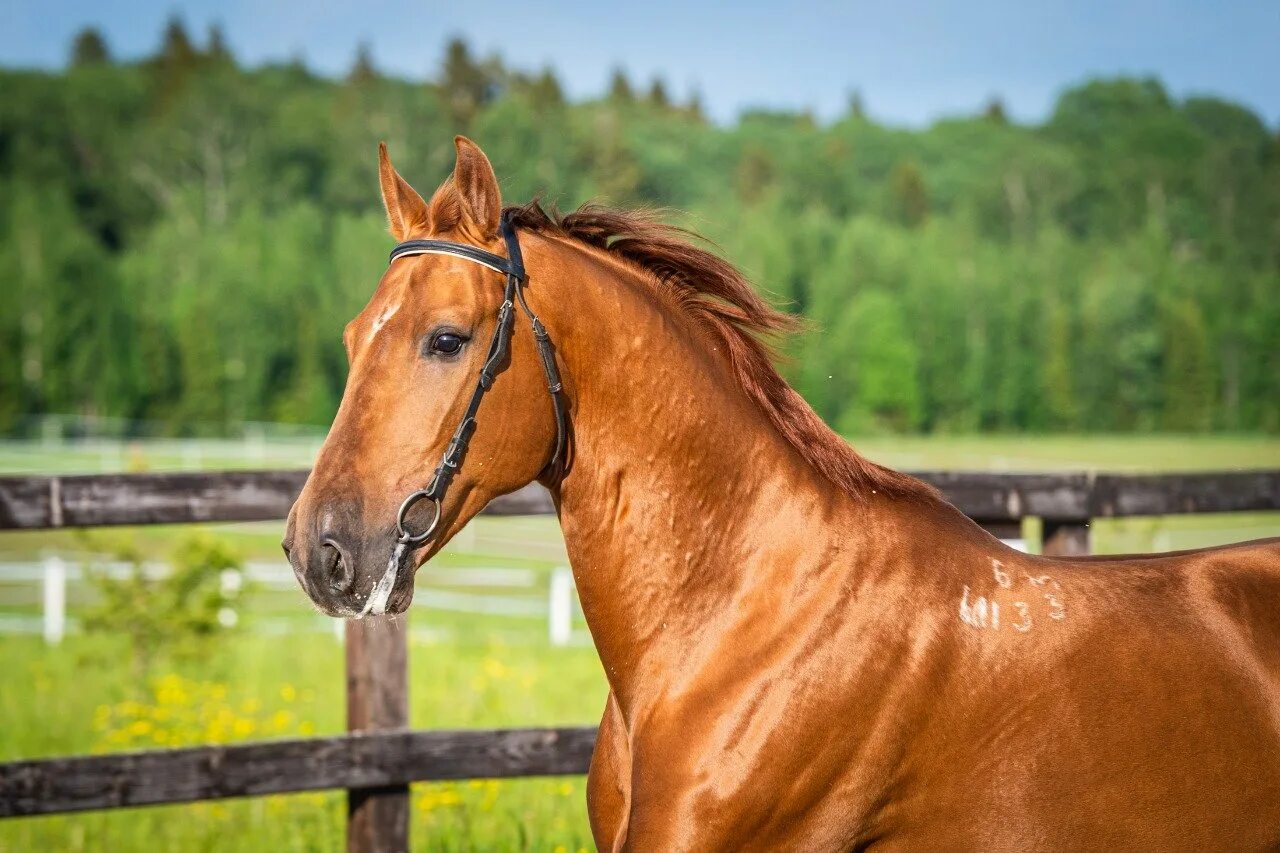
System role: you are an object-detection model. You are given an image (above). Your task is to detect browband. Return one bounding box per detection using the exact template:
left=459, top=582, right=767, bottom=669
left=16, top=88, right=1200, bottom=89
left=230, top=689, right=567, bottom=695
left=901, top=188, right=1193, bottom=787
left=389, top=240, right=516, bottom=276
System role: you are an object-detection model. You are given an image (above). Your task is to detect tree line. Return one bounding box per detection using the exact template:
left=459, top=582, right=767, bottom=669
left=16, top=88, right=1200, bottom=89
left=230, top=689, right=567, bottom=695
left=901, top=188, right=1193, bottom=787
left=2, top=20, right=1277, bottom=436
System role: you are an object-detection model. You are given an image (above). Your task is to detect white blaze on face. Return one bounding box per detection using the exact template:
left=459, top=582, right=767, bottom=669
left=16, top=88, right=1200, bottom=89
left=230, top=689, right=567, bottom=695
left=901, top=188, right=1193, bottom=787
left=367, top=302, right=401, bottom=342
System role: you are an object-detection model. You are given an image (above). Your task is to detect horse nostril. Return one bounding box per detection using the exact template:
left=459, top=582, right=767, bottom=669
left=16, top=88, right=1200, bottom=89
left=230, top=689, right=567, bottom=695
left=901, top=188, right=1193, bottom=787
left=320, top=537, right=355, bottom=593
left=281, top=540, right=292, bottom=560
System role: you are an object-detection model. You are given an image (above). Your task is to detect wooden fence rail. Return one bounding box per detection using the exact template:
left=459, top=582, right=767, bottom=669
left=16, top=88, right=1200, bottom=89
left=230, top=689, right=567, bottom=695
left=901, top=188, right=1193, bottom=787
left=1, top=467, right=1277, bottom=850
left=4, top=469, right=1278, bottom=532
left=0, top=726, right=597, bottom=818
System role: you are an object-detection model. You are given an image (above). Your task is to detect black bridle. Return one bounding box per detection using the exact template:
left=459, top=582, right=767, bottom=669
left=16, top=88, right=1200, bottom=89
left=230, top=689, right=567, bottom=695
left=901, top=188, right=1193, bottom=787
left=390, top=211, right=568, bottom=547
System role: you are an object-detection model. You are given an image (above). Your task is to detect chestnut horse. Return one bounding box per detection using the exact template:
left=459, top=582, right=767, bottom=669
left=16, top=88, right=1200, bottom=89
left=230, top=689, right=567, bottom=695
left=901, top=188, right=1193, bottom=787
left=284, top=137, right=1280, bottom=850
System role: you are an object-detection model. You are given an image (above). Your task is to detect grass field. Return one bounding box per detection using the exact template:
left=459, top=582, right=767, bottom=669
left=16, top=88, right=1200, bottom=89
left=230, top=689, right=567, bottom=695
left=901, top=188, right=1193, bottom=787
left=2, top=433, right=1278, bottom=850
left=4, top=431, right=1277, bottom=477
left=2, top=630, right=604, bottom=851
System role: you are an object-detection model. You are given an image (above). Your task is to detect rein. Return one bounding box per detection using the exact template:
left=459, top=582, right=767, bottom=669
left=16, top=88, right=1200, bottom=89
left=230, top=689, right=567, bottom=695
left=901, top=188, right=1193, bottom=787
left=390, top=211, right=568, bottom=548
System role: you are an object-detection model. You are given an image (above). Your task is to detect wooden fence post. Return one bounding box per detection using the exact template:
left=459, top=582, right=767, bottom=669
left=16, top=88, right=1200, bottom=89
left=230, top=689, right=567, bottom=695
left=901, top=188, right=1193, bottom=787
left=1042, top=519, right=1091, bottom=556
left=346, top=617, right=409, bottom=853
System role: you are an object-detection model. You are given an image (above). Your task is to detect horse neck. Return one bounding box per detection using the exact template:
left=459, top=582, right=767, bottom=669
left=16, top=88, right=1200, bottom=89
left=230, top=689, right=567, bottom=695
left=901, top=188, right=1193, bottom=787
left=530, top=237, right=880, bottom=709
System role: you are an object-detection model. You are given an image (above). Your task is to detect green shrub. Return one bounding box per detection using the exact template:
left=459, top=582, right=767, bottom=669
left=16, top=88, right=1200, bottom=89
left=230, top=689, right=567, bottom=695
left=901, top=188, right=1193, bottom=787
left=83, top=533, right=249, bottom=688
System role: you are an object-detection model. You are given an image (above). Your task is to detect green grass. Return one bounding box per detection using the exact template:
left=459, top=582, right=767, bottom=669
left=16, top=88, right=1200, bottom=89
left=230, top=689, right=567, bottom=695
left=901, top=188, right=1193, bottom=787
left=2, top=433, right=1278, bottom=849
left=8, top=432, right=1277, bottom=477
left=0, top=437, right=321, bottom=475
left=1, top=628, right=605, bottom=852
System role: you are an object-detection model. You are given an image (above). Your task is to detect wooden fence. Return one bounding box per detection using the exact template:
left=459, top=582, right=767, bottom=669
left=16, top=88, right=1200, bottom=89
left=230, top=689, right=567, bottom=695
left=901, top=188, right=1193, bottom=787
left=1, top=468, right=1278, bottom=850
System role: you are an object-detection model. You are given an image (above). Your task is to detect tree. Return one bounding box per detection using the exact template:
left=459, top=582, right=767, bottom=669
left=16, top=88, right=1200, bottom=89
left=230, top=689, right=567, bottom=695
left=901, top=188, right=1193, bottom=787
left=160, top=15, right=198, bottom=68
left=983, top=97, right=1007, bottom=124
left=1182, top=96, right=1273, bottom=265
left=1048, top=77, right=1203, bottom=238
left=348, top=42, right=378, bottom=86
left=528, top=66, right=564, bottom=111
left=1040, top=298, right=1078, bottom=429
left=1161, top=297, right=1214, bottom=430
left=1, top=53, right=1276, bottom=437
left=206, top=23, right=233, bottom=64
left=888, top=161, right=929, bottom=227
left=736, top=145, right=776, bottom=204
left=608, top=67, right=634, bottom=104
left=440, top=36, right=490, bottom=126
left=150, top=14, right=201, bottom=109
left=69, top=27, right=110, bottom=68
left=835, top=290, right=922, bottom=433
left=282, top=51, right=311, bottom=81
left=683, top=90, right=707, bottom=122
left=847, top=90, right=866, bottom=120
left=647, top=77, right=670, bottom=109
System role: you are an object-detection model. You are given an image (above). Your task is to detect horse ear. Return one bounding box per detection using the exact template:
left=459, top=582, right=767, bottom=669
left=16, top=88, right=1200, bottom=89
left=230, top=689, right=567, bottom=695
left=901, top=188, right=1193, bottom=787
left=378, top=142, right=430, bottom=241
left=449, top=136, right=501, bottom=237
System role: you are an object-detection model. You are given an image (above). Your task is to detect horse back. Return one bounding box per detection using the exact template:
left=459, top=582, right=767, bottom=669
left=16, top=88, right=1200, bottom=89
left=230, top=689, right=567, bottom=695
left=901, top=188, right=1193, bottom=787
left=888, top=534, right=1280, bottom=850
left=1068, top=536, right=1280, bottom=685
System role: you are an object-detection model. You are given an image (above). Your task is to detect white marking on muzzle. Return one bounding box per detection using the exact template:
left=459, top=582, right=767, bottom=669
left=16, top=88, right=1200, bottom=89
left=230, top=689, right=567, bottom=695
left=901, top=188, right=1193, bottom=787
left=358, top=541, right=405, bottom=617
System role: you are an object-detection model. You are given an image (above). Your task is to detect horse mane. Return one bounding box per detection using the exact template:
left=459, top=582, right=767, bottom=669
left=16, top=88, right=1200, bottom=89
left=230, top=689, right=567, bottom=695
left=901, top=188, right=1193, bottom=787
left=505, top=201, right=937, bottom=501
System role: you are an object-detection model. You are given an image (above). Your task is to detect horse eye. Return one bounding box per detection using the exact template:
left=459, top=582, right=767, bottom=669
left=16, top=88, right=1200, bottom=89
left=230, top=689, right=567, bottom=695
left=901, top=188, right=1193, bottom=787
left=429, top=332, right=466, bottom=356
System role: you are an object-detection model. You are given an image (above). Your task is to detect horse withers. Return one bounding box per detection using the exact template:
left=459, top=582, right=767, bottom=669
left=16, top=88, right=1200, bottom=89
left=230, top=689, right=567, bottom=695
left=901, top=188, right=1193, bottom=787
left=284, top=136, right=1280, bottom=851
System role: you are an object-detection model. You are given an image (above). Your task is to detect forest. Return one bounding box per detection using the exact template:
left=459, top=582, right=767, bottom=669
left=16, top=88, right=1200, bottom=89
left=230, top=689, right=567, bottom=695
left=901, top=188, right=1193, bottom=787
left=2, top=20, right=1277, bottom=437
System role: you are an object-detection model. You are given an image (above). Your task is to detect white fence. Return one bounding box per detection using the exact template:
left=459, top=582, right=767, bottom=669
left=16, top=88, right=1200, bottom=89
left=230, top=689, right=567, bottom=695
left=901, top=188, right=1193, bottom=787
left=0, top=557, right=580, bottom=647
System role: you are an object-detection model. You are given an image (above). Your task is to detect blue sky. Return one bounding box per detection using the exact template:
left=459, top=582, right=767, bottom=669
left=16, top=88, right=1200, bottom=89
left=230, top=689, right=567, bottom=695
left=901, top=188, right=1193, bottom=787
left=4, top=0, right=1277, bottom=126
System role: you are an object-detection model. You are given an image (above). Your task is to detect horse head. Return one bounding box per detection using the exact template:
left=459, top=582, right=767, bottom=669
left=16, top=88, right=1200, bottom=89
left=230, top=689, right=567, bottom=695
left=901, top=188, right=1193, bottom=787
left=284, top=138, right=563, bottom=616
